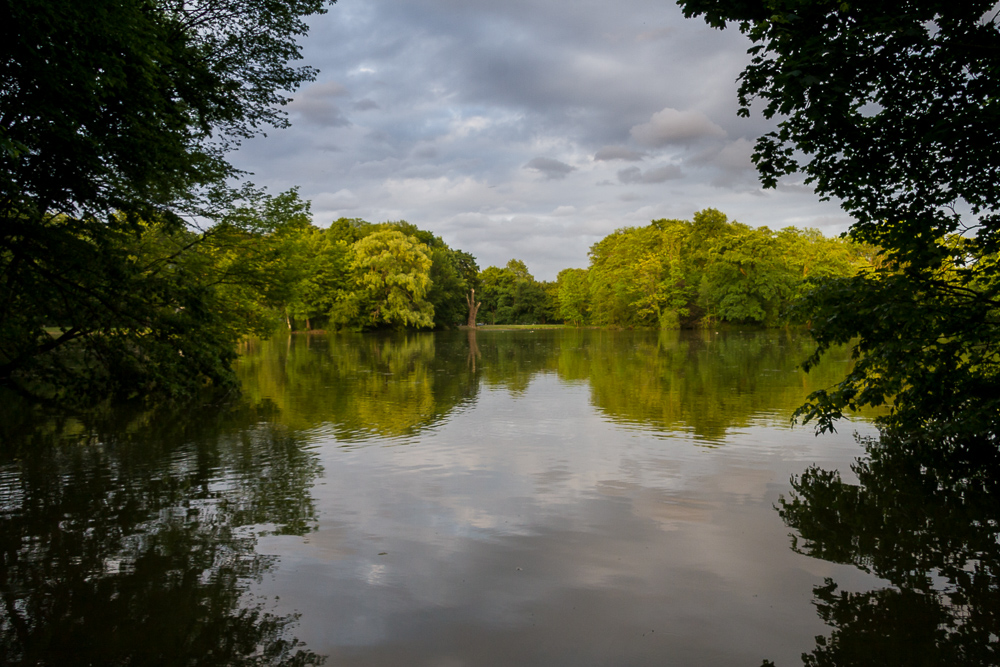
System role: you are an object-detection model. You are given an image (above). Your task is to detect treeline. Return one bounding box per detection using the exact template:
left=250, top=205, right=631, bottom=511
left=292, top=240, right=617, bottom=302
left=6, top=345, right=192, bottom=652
left=232, top=207, right=480, bottom=332
left=477, top=208, right=872, bottom=328
left=238, top=206, right=870, bottom=332
left=2, top=189, right=868, bottom=403
left=260, top=206, right=874, bottom=331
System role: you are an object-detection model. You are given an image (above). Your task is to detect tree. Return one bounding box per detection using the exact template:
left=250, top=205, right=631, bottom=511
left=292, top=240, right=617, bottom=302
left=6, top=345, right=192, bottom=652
left=338, top=230, right=435, bottom=330
left=699, top=226, right=797, bottom=326
left=476, top=260, right=555, bottom=325
left=466, top=289, right=482, bottom=327
left=679, top=0, right=1000, bottom=444
left=0, top=202, right=291, bottom=401
left=289, top=227, right=353, bottom=330
left=588, top=220, right=695, bottom=328
left=214, top=189, right=316, bottom=331
left=319, top=219, right=475, bottom=330
left=2, top=0, right=330, bottom=223
left=1, top=0, right=332, bottom=399
left=556, top=268, right=590, bottom=326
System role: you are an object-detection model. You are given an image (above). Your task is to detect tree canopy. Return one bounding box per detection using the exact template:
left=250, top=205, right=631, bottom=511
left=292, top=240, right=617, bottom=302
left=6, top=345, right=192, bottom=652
left=562, top=209, right=865, bottom=329
left=1, top=0, right=332, bottom=400
left=2, top=0, right=329, bottom=224
left=477, top=260, right=555, bottom=325
left=678, top=0, right=1000, bottom=445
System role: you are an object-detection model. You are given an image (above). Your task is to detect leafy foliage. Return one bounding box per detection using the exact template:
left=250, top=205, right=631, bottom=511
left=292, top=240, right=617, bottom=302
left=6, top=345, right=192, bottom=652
left=567, top=209, right=864, bottom=328
left=556, top=268, right=590, bottom=326
left=0, top=189, right=316, bottom=401
left=347, top=230, right=435, bottom=329
left=1, top=0, right=332, bottom=401
left=2, top=0, right=329, bottom=223
left=478, top=260, right=556, bottom=325
left=678, top=0, right=1000, bottom=443
left=313, top=219, right=475, bottom=332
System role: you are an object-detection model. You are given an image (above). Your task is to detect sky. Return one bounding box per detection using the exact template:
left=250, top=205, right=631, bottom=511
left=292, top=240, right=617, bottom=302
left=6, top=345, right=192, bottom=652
left=230, top=0, right=852, bottom=281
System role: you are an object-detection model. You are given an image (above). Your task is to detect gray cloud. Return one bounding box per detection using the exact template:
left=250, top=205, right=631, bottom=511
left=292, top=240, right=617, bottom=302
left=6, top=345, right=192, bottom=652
left=630, top=108, right=727, bottom=147
left=618, top=164, right=683, bottom=184
left=713, top=137, right=755, bottom=171
left=286, top=81, right=351, bottom=127
left=594, top=146, right=646, bottom=162
left=525, top=157, right=576, bottom=180
left=412, top=145, right=438, bottom=159
left=687, top=138, right=759, bottom=189
left=353, top=98, right=380, bottom=111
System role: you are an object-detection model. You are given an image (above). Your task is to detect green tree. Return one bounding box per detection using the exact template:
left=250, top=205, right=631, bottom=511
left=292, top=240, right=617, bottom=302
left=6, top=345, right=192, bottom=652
left=213, top=189, right=316, bottom=331
left=699, top=225, right=797, bottom=326
left=319, top=219, right=475, bottom=330
left=588, top=227, right=657, bottom=326
left=477, top=266, right=508, bottom=324
left=425, top=247, right=469, bottom=328
left=1, top=0, right=332, bottom=400
left=289, top=227, right=353, bottom=330
left=588, top=220, right=694, bottom=328
left=0, top=194, right=310, bottom=401
left=337, top=230, right=435, bottom=330
left=557, top=268, right=591, bottom=325
left=477, top=260, right=554, bottom=324
left=679, top=0, right=1000, bottom=443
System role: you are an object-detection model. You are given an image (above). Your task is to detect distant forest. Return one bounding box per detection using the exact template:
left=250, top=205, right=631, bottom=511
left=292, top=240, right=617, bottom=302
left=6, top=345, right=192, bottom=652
left=257, top=200, right=871, bottom=332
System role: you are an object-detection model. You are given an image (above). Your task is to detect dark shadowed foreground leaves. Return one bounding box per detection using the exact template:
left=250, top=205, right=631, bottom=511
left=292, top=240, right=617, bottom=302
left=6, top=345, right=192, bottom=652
left=0, top=395, right=325, bottom=666
left=676, top=0, right=1000, bottom=443
left=775, top=431, right=1000, bottom=666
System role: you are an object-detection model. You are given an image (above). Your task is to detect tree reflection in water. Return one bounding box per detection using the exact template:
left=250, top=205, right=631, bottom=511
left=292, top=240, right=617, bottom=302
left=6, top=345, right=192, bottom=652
left=776, top=431, right=1000, bottom=666
left=237, top=329, right=860, bottom=443
left=0, top=399, right=325, bottom=666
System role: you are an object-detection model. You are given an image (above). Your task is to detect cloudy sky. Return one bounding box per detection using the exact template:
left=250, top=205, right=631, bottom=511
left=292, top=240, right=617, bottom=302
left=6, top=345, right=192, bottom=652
left=230, top=0, right=851, bottom=280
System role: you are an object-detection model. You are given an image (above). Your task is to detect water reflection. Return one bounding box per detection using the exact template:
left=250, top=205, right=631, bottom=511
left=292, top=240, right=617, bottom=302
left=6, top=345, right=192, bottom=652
left=0, top=401, right=324, bottom=666
left=777, top=432, right=1000, bottom=666
left=0, top=330, right=888, bottom=666
left=237, top=329, right=858, bottom=443
left=554, top=328, right=856, bottom=441
left=237, top=333, right=479, bottom=440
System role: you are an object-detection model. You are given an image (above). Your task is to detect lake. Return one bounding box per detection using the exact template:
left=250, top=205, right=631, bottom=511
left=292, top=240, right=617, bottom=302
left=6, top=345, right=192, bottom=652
left=1, top=329, right=886, bottom=665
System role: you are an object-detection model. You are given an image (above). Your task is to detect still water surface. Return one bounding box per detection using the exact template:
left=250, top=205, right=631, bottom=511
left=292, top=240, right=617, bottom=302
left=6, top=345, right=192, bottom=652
left=1, top=330, right=884, bottom=665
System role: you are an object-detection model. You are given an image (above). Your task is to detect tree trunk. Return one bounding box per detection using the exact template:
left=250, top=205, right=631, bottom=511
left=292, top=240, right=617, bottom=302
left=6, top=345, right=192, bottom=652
left=467, top=327, right=481, bottom=372
left=466, top=288, right=482, bottom=327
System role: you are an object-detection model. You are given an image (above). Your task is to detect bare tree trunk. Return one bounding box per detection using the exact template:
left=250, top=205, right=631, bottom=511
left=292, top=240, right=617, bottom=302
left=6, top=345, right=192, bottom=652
left=466, top=288, right=481, bottom=327
left=467, top=327, right=481, bottom=372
